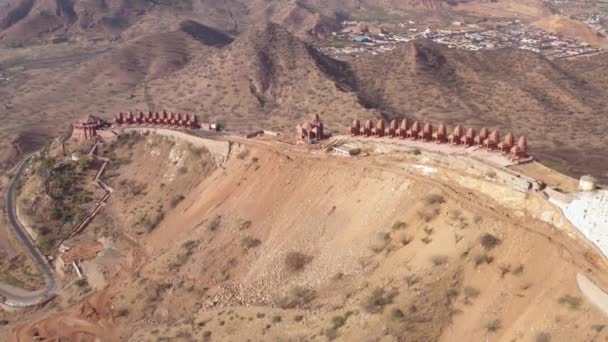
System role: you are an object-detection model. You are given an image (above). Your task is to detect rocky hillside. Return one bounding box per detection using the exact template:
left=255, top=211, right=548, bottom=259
left=145, top=23, right=367, bottom=133
left=0, top=0, right=338, bottom=46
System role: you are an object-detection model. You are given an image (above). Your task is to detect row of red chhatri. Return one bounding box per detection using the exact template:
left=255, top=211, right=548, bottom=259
left=114, top=111, right=200, bottom=129
left=351, top=119, right=528, bottom=160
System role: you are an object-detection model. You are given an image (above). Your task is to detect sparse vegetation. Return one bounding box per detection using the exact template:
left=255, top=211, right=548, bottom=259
left=498, top=264, right=511, bottom=278
left=512, top=264, right=524, bottom=275
left=405, top=275, right=419, bottom=288
left=430, top=255, right=449, bottom=266
left=485, top=319, right=501, bottom=333
left=421, top=236, right=432, bottom=244
left=362, top=288, right=395, bottom=313
left=397, top=233, right=413, bottom=246
left=391, top=221, right=407, bottom=230
left=236, top=149, right=250, bottom=160
left=170, top=194, right=185, bottom=208
left=169, top=240, right=200, bottom=270
left=474, top=254, right=494, bottom=267
left=390, top=307, right=405, bottom=320
left=116, top=308, right=130, bottom=317
left=369, top=232, right=391, bottom=253
left=207, top=215, right=222, bottom=231
left=417, top=208, right=440, bottom=222
left=75, top=278, right=88, bottom=288
left=536, top=332, right=551, bottom=342
left=284, top=252, right=312, bottom=272
left=423, top=194, right=445, bottom=205
left=480, top=233, right=501, bottom=250
left=240, top=236, right=261, bottom=250
left=276, top=286, right=315, bottom=309
left=331, top=315, right=346, bottom=329
left=558, top=295, right=582, bottom=310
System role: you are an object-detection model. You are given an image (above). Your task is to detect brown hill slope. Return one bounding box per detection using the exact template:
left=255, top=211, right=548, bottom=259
left=8, top=135, right=608, bottom=341
left=0, top=0, right=338, bottom=46
left=351, top=40, right=608, bottom=181
left=0, top=20, right=231, bottom=153
left=145, top=23, right=367, bottom=133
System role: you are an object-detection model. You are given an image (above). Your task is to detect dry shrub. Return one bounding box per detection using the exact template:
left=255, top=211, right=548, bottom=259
left=405, top=275, right=419, bottom=287
left=276, top=286, right=316, bottom=309
left=207, top=216, right=221, bottom=231
left=240, top=236, right=261, bottom=250
left=473, top=253, right=494, bottom=267
left=369, top=232, right=391, bottom=253
left=430, top=255, right=449, bottom=266
left=362, top=288, right=395, bottom=313
left=512, top=264, right=524, bottom=275
left=170, top=194, right=185, bottom=208
left=390, top=307, right=405, bottom=320
left=417, top=208, right=440, bottom=222
left=485, top=319, right=501, bottom=333
left=536, top=332, right=551, bottom=342
left=423, top=194, right=445, bottom=205
left=284, top=252, right=312, bottom=272
left=391, top=221, right=407, bottom=230
left=480, top=233, right=501, bottom=250
left=558, top=295, right=582, bottom=310
left=463, top=286, right=480, bottom=299
left=398, top=233, right=413, bottom=246
left=236, top=149, right=250, bottom=160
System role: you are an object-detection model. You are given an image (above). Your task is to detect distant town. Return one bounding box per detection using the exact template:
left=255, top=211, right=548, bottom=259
left=319, top=19, right=604, bottom=60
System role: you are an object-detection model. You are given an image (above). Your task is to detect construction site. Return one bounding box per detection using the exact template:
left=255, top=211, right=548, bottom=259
left=1, top=113, right=608, bottom=341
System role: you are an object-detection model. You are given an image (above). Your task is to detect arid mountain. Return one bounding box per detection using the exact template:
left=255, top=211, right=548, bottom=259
left=0, top=0, right=548, bottom=47
left=0, top=0, right=340, bottom=46
left=145, top=23, right=367, bottom=133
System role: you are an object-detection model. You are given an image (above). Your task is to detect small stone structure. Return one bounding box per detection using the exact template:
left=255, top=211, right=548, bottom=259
left=350, top=117, right=530, bottom=162
left=333, top=144, right=360, bottom=157
left=296, top=114, right=325, bottom=143
left=71, top=115, right=109, bottom=141
left=580, top=175, right=598, bottom=192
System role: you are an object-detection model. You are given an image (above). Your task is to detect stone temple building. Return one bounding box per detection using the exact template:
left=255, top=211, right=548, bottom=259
left=71, top=115, right=108, bottom=141
left=296, top=114, right=325, bottom=142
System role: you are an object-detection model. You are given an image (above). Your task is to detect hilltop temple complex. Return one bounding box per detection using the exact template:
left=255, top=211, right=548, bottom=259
left=296, top=114, right=325, bottom=142
left=351, top=118, right=529, bottom=161
left=71, top=115, right=109, bottom=141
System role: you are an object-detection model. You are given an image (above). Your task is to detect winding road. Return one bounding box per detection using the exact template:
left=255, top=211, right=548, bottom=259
left=1, top=157, right=58, bottom=307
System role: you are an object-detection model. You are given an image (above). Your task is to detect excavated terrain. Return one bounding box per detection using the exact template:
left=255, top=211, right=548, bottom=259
left=3, top=132, right=608, bottom=341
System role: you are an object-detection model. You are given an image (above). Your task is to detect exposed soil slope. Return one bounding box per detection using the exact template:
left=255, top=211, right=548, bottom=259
left=8, top=134, right=608, bottom=341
